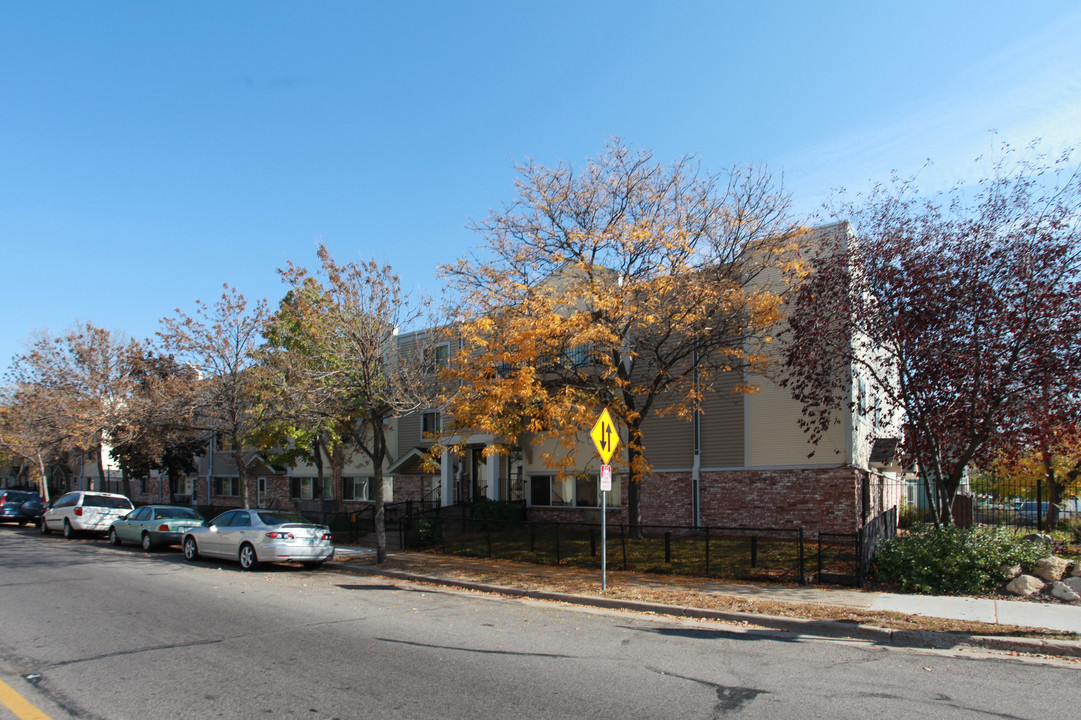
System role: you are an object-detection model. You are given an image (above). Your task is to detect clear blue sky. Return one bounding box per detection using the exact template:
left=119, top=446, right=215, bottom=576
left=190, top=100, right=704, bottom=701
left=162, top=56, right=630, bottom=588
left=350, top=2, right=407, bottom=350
left=3, top=1, right=1080, bottom=370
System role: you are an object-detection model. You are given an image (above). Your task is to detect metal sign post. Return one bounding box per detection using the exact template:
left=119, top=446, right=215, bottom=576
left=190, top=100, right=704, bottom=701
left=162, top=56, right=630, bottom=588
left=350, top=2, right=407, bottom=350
left=600, top=464, right=612, bottom=590
left=592, top=409, right=619, bottom=592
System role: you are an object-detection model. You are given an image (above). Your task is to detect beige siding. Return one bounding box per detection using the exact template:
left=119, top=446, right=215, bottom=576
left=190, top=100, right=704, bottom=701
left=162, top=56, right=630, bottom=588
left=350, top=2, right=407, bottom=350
left=699, top=371, right=745, bottom=467
left=640, top=394, right=694, bottom=470
left=641, top=371, right=745, bottom=471
left=396, top=411, right=423, bottom=455
left=745, top=372, right=848, bottom=467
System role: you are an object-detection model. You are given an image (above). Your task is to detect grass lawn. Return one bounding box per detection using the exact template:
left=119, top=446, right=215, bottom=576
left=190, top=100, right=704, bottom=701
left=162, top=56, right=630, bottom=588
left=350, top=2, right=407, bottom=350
left=428, top=525, right=860, bottom=585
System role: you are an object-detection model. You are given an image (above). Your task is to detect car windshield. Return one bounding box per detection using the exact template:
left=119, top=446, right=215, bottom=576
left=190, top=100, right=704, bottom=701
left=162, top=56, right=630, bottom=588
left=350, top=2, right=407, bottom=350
left=83, top=495, right=134, bottom=509
left=257, top=511, right=314, bottom=526
left=154, top=508, right=202, bottom=520
left=5, top=492, right=38, bottom=502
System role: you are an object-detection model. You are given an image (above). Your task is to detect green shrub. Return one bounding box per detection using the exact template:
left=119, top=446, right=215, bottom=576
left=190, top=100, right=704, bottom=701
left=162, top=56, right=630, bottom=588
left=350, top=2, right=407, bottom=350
left=417, top=518, right=442, bottom=547
left=898, top=504, right=932, bottom=528
left=874, top=524, right=1044, bottom=595
left=1058, top=518, right=1081, bottom=545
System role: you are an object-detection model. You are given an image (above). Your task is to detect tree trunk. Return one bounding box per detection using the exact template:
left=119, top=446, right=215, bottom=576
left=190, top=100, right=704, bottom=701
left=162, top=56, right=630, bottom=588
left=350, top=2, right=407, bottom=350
left=353, top=420, right=389, bottom=564
left=36, top=453, right=50, bottom=503
left=96, top=443, right=107, bottom=493
left=1043, top=447, right=1062, bottom=529
left=626, top=425, right=645, bottom=539
left=232, top=444, right=250, bottom=509
left=372, top=425, right=388, bottom=564
left=121, top=468, right=132, bottom=500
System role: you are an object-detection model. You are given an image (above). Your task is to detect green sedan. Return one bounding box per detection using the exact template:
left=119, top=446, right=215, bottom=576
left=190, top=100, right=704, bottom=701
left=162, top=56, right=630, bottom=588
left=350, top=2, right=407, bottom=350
left=108, top=505, right=205, bottom=551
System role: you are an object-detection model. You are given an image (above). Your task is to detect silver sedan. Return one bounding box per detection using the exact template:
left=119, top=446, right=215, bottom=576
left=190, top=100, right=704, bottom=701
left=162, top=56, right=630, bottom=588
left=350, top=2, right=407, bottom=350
left=182, top=509, right=334, bottom=570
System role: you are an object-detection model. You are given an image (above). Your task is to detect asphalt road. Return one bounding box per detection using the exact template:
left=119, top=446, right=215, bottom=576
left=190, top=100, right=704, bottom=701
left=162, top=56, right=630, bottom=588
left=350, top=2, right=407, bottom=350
left=1, top=526, right=1079, bottom=720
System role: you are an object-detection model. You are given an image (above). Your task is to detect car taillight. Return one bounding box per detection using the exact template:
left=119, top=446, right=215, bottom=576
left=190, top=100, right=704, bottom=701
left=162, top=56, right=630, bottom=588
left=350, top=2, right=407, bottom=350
left=158, top=524, right=170, bottom=532
left=321, top=532, right=331, bottom=541
left=74, top=507, right=83, bottom=516
left=266, top=531, right=295, bottom=539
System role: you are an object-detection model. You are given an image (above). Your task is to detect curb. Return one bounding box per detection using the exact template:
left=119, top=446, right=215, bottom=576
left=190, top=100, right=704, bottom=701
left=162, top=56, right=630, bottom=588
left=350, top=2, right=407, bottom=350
left=328, top=560, right=1081, bottom=659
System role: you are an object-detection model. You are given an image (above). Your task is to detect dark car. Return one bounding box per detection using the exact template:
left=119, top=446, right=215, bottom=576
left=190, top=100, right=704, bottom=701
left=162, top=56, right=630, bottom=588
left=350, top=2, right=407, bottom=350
left=0, top=490, right=44, bottom=525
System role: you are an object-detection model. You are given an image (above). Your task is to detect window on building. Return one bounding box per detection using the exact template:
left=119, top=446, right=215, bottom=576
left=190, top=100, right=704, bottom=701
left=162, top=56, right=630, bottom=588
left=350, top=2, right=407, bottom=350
left=172, top=476, right=193, bottom=497
left=341, top=477, right=370, bottom=501
left=422, top=411, right=442, bottom=437
left=289, top=477, right=335, bottom=500
left=508, top=449, right=524, bottom=502
left=575, top=474, right=598, bottom=507
left=213, top=477, right=240, bottom=497
left=425, top=343, right=451, bottom=372
left=140, top=476, right=148, bottom=494
left=529, top=473, right=619, bottom=507
left=290, top=477, right=320, bottom=500
left=434, top=343, right=450, bottom=368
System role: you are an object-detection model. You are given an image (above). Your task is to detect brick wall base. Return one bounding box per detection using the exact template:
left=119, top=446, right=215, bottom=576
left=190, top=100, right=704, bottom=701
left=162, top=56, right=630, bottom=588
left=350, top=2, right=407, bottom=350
left=526, top=467, right=866, bottom=535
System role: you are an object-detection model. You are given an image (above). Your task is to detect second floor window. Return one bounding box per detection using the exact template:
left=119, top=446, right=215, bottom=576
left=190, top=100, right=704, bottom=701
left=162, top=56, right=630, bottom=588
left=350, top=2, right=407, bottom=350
left=422, top=411, right=442, bottom=437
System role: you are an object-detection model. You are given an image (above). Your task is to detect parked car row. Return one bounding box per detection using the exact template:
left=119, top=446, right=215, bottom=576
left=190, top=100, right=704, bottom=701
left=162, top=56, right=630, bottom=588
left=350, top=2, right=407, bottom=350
left=3, top=489, right=335, bottom=571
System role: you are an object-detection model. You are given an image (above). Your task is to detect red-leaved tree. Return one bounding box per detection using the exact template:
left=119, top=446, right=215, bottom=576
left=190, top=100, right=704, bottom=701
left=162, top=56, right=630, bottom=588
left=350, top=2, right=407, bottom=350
left=783, top=143, right=1081, bottom=526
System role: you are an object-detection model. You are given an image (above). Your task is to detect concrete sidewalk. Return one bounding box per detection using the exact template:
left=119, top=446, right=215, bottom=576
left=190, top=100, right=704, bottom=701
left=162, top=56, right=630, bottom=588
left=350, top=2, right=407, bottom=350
left=329, top=546, right=1081, bottom=656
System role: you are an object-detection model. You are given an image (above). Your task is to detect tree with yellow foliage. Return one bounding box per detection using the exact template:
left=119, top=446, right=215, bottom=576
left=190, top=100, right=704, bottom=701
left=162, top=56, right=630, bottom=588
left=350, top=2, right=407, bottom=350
left=441, top=139, right=801, bottom=534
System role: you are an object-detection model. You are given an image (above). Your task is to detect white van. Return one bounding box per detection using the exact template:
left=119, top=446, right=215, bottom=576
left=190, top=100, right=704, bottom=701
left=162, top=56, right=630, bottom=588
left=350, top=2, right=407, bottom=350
left=40, top=491, right=134, bottom=539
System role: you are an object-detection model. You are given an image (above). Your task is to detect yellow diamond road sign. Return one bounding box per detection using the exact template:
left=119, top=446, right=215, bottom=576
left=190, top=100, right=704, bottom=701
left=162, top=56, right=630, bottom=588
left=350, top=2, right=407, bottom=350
left=591, top=408, right=620, bottom=465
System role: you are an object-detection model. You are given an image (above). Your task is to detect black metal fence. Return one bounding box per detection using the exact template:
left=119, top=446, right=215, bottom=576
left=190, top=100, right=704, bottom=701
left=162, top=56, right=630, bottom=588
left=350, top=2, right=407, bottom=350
left=386, top=508, right=880, bottom=585
left=873, top=474, right=1081, bottom=532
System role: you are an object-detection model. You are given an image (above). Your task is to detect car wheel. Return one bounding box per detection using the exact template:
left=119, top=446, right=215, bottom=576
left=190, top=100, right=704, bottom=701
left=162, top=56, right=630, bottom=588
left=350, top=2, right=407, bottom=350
left=238, top=543, right=258, bottom=571
left=109, top=528, right=122, bottom=546
left=302, top=561, right=324, bottom=570
left=63, top=520, right=75, bottom=539
left=183, top=537, right=199, bottom=561
left=141, top=533, right=155, bottom=552
left=40, top=518, right=50, bottom=535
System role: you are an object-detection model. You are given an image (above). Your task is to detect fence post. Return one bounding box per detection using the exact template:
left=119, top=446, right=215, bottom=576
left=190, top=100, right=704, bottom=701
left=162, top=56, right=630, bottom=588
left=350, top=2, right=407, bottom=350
left=817, top=533, right=823, bottom=577
left=664, top=531, right=672, bottom=563
left=1037, top=474, right=1043, bottom=533
left=621, top=523, right=628, bottom=571
left=798, top=527, right=807, bottom=586
left=705, top=527, right=710, bottom=577
left=856, top=523, right=864, bottom=588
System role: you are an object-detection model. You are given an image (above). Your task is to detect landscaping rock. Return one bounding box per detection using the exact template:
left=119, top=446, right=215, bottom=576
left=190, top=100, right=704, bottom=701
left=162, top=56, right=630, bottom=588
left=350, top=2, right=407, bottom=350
left=1064, top=577, right=1081, bottom=594
left=1006, top=574, right=1045, bottom=597
left=1072, top=563, right=1081, bottom=578
left=1023, top=533, right=1053, bottom=545
left=1051, top=581, right=1081, bottom=602
left=1032, top=556, right=1071, bottom=582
